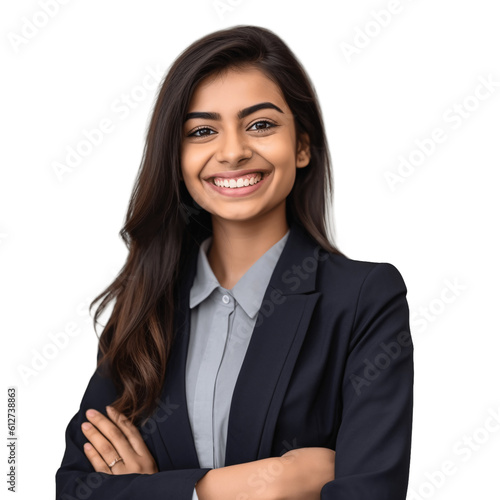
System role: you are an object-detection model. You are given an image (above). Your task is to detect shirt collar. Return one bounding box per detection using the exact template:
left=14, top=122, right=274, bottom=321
left=189, top=229, right=290, bottom=319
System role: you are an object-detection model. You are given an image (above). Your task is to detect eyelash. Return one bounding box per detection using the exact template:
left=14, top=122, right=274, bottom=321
left=188, top=120, right=277, bottom=138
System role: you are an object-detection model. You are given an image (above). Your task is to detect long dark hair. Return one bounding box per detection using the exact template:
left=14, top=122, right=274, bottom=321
left=91, top=25, right=344, bottom=425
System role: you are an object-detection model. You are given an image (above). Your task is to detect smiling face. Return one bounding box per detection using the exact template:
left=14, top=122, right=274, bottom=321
left=180, top=65, right=310, bottom=228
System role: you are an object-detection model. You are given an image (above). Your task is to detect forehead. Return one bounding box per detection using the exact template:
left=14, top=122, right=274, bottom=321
left=187, top=66, right=288, bottom=112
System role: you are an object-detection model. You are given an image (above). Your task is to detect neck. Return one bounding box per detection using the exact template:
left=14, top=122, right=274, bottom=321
left=207, top=203, right=289, bottom=290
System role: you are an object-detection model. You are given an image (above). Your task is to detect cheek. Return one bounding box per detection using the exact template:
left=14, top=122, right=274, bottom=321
left=180, top=146, right=215, bottom=208
left=255, top=136, right=298, bottom=173
left=181, top=145, right=210, bottom=180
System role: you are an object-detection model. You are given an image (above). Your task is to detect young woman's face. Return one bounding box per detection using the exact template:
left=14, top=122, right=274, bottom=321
left=180, top=65, right=310, bottom=226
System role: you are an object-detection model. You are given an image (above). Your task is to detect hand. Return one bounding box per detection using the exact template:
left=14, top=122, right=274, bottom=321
left=81, top=406, right=158, bottom=475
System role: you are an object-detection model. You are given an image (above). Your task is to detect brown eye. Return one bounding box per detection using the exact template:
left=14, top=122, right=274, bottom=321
left=248, top=120, right=276, bottom=132
left=188, top=127, right=216, bottom=137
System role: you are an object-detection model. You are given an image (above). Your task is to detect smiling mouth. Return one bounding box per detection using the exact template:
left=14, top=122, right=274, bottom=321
left=210, top=172, right=267, bottom=188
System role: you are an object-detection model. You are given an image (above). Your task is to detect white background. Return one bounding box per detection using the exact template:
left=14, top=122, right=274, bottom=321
left=1, top=0, right=499, bottom=498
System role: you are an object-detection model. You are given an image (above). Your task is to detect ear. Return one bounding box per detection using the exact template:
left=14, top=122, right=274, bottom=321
left=296, top=132, right=311, bottom=168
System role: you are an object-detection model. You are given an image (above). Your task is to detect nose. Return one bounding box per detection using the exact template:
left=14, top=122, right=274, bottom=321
left=214, top=127, right=252, bottom=166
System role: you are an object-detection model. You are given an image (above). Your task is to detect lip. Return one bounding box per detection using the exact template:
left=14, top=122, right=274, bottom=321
left=205, top=170, right=271, bottom=198
left=204, top=169, right=270, bottom=180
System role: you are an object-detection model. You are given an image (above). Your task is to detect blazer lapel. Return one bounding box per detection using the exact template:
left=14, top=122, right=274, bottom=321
left=155, top=221, right=322, bottom=469
left=224, top=222, right=322, bottom=465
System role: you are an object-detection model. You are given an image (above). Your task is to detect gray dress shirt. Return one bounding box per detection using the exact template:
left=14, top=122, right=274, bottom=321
left=186, top=229, right=290, bottom=500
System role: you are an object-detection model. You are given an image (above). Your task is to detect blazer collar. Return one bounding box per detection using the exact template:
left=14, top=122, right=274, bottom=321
left=154, top=220, right=323, bottom=467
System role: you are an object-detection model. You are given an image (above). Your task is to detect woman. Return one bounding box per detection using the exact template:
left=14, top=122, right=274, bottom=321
left=56, top=25, right=413, bottom=500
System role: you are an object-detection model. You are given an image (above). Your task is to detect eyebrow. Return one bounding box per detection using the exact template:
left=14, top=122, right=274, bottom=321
left=184, top=102, right=284, bottom=123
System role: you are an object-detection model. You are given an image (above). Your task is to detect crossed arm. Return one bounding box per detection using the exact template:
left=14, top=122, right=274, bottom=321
left=80, top=406, right=336, bottom=500
left=58, top=262, right=413, bottom=499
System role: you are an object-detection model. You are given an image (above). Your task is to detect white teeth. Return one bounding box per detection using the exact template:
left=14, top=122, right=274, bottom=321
left=213, top=173, right=263, bottom=188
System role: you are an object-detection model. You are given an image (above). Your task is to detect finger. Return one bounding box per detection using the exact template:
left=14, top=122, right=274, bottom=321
left=83, top=442, right=112, bottom=474
left=106, top=406, right=150, bottom=456
left=81, top=419, right=128, bottom=471
left=85, top=409, right=135, bottom=459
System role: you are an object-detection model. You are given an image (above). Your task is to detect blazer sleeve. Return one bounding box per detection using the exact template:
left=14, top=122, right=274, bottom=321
left=55, top=352, right=212, bottom=500
left=321, top=263, right=414, bottom=499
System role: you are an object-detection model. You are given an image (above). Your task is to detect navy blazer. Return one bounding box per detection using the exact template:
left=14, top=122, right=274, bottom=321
left=56, top=220, right=413, bottom=499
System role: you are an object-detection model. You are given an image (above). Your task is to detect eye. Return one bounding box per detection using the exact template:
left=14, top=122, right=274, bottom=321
left=248, top=120, right=277, bottom=133
left=188, top=127, right=216, bottom=138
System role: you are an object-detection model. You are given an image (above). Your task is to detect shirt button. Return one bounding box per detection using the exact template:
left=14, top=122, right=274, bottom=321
left=222, top=294, right=230, bottom=304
